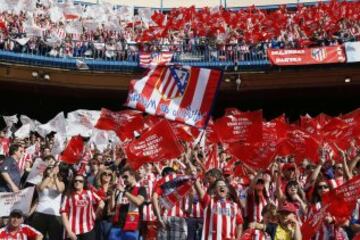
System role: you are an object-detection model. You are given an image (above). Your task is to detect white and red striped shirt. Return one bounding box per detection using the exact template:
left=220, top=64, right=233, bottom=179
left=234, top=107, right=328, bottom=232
left=201, top=194, right=243, bottom=240
left=141, top=173, right=157, bottom=221
left=185, top=194, right=204, bottom=218
left=246, top=190, right=269, bottom=223
left=60, top=189, right=101, bottom=235
left=0, top=224, right=42, bottom=240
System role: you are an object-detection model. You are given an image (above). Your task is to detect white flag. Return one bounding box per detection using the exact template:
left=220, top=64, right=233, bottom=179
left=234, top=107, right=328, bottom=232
left=36, top=112, right=67, bottom=138
left=3, top=115, right=18, bottom=127
left=51, top=133, right=66, bottom=156
left=14, top=123, right=31, bottom=139
left=89, top=129, right=109, bottom=153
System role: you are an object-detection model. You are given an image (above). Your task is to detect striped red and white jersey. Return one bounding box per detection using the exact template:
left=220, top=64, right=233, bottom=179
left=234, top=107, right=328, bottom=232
left=246, top=190, right=269, bottom=223
left=141, top=173, right=157, bottom=221
left=60, top=189, right=101, bottom=235
left=184, top=194, right=204, bottom=218
left=0, top=224, right=42, bottom=240
left=153, top=173, right=186, bottom=218
left=201, top=194, right=243, bottom=240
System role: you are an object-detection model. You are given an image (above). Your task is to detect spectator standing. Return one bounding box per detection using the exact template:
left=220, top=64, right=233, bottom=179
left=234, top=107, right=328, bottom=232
left=31, top=164, right=65, bottom=240
left=108, top=167, right=146, bottom=240
left=0, top=143, right=24, bottom=192
left=60, top=174, right=104, bottom=240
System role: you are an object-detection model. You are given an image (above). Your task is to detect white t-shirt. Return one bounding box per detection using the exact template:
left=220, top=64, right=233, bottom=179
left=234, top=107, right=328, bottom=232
left=35, top=187, right=62, bottom=216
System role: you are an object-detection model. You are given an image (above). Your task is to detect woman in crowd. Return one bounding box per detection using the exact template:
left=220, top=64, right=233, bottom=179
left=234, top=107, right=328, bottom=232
left=31, top=164, right=65, bottom=240
left=94, top=169, right=116, bottom=240
left=60, top=174, right=104, bottom=240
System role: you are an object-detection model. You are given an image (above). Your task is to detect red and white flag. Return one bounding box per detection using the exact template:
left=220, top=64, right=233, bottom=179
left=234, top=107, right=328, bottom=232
left=125, top=66, right=222, bottom=128
left=125, top=119, right=184, bottom=170
left=139, top=52, right=173, bottom=68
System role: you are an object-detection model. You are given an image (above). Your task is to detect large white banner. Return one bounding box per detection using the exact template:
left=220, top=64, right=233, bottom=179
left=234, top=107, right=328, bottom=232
left=0, top=187, right=35, bottom=217
left=26, top=158, right=48, bottom=185
left=345, top=42, right=360, bottom=63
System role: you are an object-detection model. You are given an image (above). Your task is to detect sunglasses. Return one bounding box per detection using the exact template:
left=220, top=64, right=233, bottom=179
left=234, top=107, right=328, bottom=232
left=318, top=185, right=329, bottom=190
left=256, top=179, right=265, bottom=185
left=102, top=172, right=112, bottom=176
left=334, top=166, right=343, bottom=170
left=74, top=179, right=84, bottom=183
left=122, top=175, right=130, bottom=180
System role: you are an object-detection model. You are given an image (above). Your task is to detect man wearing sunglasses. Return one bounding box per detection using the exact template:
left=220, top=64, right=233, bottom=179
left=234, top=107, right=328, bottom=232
left=0, top=209, right=43, bottom=240
left=109, top=167, right=146, bottom=240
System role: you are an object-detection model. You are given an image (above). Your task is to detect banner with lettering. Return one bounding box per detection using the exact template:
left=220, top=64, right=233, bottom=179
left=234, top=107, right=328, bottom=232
left=0, top=187, right=35, bottom=217
left=125, top=119, right=184, bottom=170
left=267, top=46, right=346, bottom=66
left=214, top=110, right=263, bottom=143
left=322, top=174, right=360, bottom=219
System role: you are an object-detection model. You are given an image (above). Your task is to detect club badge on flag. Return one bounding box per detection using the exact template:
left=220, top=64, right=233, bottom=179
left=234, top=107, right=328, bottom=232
left=125, top=66, right=222, bottom=128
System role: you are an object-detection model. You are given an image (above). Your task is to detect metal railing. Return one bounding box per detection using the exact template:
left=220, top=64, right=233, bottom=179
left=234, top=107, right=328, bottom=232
left=0, top=39, right=271, bottom=70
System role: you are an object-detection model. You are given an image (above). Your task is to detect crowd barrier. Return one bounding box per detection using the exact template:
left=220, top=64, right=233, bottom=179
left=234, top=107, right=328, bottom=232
left=0, top=42, right=270, bottom=71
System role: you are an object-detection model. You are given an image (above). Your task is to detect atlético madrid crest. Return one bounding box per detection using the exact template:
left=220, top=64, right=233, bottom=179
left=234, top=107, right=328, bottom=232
left=156, top=66, right=190, bottom=100
left=311, top=48, right=327, bottom=62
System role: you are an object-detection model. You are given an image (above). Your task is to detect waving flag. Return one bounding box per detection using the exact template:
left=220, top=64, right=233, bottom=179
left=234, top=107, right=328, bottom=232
left=139, top=52, right=173, bottom=68
left=125, top=119, right=183, bottom=170
left=125, top=66, right=222, bottom=128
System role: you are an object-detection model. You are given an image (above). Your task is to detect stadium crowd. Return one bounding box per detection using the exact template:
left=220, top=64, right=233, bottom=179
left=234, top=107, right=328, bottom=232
left=0, top=0, right=359, bottom=62
left=0, top=107, right=359, bottom=240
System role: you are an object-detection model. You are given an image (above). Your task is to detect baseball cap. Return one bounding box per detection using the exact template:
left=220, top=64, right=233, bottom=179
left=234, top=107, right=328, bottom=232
left=278, top=202, right=297, bottom=214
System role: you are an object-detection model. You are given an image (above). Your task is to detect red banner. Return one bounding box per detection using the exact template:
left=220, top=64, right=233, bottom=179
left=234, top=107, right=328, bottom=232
left=60, top=135, right=84, bottom=165
left=322, top=174, right=360, bottom=219
left=267, top=46, right=346, bottom=66
left=227, top=142, right=274, bottom=170
left=95, top=108, right=144, bottom=142
left=215, top=110, right=263, bottom=143
left=125, top=119, right=184, bottom=170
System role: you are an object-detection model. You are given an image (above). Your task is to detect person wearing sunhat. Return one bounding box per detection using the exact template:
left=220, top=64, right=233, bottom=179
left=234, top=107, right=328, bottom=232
left=0, top=209, right=43, bottom=239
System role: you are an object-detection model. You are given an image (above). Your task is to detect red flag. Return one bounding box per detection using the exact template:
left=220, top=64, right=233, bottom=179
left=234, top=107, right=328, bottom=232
left=205, top=119, right=220, bottom=144
left=301, top=205, right=330, bottom=240
left=95, top=108, right=144, bottom=142
left=125, top=119, right=184, bottom=170
left=60, top=135, right=84, bottom=164
left=170, top=122, right=200, bottom=142
left=322, top=174, right=360, bottom=219
left=215, top=110, right=263, bottom=143
left=227, top=142, right=274, bottom=170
